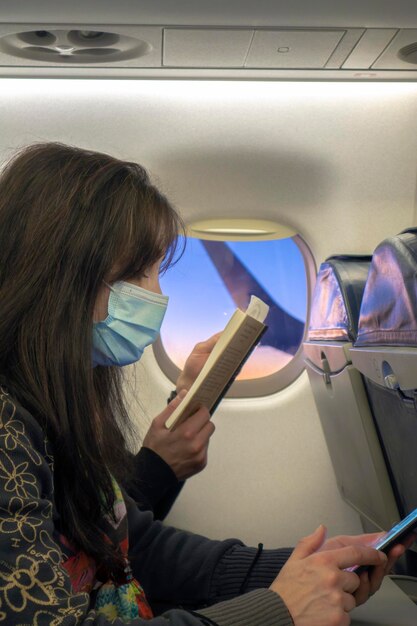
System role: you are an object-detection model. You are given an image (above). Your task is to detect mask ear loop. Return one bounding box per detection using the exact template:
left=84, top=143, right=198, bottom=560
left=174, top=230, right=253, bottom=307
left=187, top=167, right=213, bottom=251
left=91, top=281, right=113, bottom=328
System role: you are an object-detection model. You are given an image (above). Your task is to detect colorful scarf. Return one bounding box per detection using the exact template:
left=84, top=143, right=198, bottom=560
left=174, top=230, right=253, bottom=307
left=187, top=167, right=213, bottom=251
left=60, top=479, right=153, bottom=621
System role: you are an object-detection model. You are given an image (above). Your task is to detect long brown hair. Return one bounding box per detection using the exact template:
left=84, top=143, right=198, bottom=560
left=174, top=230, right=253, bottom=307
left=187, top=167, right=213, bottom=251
left=0, top=142, right=184, bottom=573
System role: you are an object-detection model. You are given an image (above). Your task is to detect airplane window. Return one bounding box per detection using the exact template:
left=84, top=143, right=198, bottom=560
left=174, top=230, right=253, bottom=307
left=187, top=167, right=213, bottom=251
left=154, top=232, right=314, bottom=396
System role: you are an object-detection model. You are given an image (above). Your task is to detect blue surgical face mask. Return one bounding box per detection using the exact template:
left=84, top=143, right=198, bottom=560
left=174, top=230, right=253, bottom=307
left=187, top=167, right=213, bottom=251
left=92, top=281, right=168, bottom=367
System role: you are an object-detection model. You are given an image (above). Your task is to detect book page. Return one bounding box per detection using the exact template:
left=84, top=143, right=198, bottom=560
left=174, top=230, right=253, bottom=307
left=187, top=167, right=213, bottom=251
left=246, top=295, right=269, bottom=322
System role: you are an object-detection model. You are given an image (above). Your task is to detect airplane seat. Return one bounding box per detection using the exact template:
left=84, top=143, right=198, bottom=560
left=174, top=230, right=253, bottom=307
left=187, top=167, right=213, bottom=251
left=304, top=255, right=400, bottom=535
left=350, top=229, right=417, bottom=570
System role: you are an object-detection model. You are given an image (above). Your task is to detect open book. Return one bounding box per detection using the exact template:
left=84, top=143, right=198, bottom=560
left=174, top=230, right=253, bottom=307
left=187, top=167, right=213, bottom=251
left=165, top=295, right=269, bottom=431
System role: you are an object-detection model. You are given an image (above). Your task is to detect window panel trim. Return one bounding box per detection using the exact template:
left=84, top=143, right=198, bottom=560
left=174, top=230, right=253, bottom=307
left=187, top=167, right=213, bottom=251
left=153, top=234, right=316, bottom=398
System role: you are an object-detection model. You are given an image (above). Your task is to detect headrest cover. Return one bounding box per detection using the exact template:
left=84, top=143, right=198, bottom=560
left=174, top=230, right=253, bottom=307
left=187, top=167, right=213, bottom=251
left=308, top=256, right=371, bottom=342
left=356, top=230, right=417, bottom=347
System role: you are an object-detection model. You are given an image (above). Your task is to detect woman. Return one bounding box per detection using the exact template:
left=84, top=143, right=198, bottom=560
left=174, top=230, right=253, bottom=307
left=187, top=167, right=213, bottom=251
left=0, top=142, right=405, bottom=626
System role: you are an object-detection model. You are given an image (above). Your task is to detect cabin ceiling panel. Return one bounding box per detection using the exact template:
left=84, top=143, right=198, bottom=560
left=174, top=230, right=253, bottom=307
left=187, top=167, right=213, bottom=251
left=163, top=28, right=254, bottom=67
left=0, top=0, right=417, bottom=29
left=244, top=29, right=345, bottom=69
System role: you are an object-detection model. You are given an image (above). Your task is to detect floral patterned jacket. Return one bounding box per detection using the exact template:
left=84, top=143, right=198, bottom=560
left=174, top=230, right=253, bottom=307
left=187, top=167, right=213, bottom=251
left=0, top=385, right=293, bottom=626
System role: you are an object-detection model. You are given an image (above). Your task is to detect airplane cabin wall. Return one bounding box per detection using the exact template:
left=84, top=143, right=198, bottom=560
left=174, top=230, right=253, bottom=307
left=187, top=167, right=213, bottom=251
left=1, top=78, right=417, bottom=547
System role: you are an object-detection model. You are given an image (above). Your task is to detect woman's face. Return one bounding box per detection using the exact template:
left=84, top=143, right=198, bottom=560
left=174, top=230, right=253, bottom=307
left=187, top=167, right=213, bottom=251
left=93, top=260, right=162, bottom=323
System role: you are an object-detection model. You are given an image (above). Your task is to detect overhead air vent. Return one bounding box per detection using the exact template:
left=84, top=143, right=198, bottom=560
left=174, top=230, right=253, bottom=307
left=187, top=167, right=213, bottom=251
left=0, top=26, right=162, bottom=66
left=398, top=42, right=417, bottom=64
left=0, top=28, right=152, bottom=63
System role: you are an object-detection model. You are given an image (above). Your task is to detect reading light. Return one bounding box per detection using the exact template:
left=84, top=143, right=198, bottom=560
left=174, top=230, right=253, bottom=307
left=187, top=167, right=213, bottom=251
left=4, top=79, right=417, bottom=103
left=186, top=219, right=296, bottom=241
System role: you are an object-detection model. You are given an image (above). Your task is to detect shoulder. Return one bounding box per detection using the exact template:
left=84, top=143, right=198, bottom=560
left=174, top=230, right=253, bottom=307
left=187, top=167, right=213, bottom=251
left=1, top=384, right=48, bottom=435
left=0, top=384, right=54, bottom=488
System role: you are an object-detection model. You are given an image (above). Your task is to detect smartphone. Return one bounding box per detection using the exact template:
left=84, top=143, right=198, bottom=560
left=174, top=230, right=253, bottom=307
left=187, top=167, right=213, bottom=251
left=347, top=507, right=417, bottom=574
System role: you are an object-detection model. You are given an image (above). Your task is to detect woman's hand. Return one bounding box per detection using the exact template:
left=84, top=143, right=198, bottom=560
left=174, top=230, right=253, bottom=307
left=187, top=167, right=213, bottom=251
left=143, top=333, right=221, bottom=480
left=176, top=333, right=221, bottom=393
left=142, top=391, right=215, bottom=480
left=319, top=530, right=416, bottom=606
left=270, top=525, right=388, bottom=626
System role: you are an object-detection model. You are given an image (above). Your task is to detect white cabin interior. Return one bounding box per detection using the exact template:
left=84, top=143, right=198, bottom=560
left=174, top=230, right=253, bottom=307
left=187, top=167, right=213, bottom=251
left=1, top=0, right=417, bottom=551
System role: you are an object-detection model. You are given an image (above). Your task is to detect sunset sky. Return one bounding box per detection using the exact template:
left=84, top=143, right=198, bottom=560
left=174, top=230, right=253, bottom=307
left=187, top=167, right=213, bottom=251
left=160, top=237, right=306, bottom=379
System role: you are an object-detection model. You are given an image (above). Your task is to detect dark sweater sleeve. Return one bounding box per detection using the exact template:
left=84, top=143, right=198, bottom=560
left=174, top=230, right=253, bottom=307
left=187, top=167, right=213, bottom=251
left=125, top=495, right=294, bottom=625
left=127, top=447, right=185, bottom=520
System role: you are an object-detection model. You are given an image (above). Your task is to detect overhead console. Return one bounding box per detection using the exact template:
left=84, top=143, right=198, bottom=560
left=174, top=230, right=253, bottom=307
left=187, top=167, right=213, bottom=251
left=0, top=24, right=416, bottom=79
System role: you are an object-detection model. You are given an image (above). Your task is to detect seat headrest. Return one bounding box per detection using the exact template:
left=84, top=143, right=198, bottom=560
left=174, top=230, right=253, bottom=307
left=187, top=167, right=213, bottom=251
left=356, top=229, right=417, bottom=347
left=308, top=255, right=371, bottom=342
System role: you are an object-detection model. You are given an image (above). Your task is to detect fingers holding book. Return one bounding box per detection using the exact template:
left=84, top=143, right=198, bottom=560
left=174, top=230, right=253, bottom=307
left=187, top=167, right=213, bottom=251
left=176, top=332, right=222, bottom=393
left=143, top=395, right=215, bottom=481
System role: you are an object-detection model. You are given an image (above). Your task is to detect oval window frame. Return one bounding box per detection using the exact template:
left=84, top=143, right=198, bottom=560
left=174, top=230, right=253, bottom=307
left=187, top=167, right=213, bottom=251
left=153, top=224, right=316, bottom=397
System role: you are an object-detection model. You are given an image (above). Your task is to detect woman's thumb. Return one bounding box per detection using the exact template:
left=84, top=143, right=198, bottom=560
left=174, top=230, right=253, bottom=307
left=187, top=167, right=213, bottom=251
left=291, top=525, right=327, bottom=560
left=155, top=389, right=187, bottom=427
